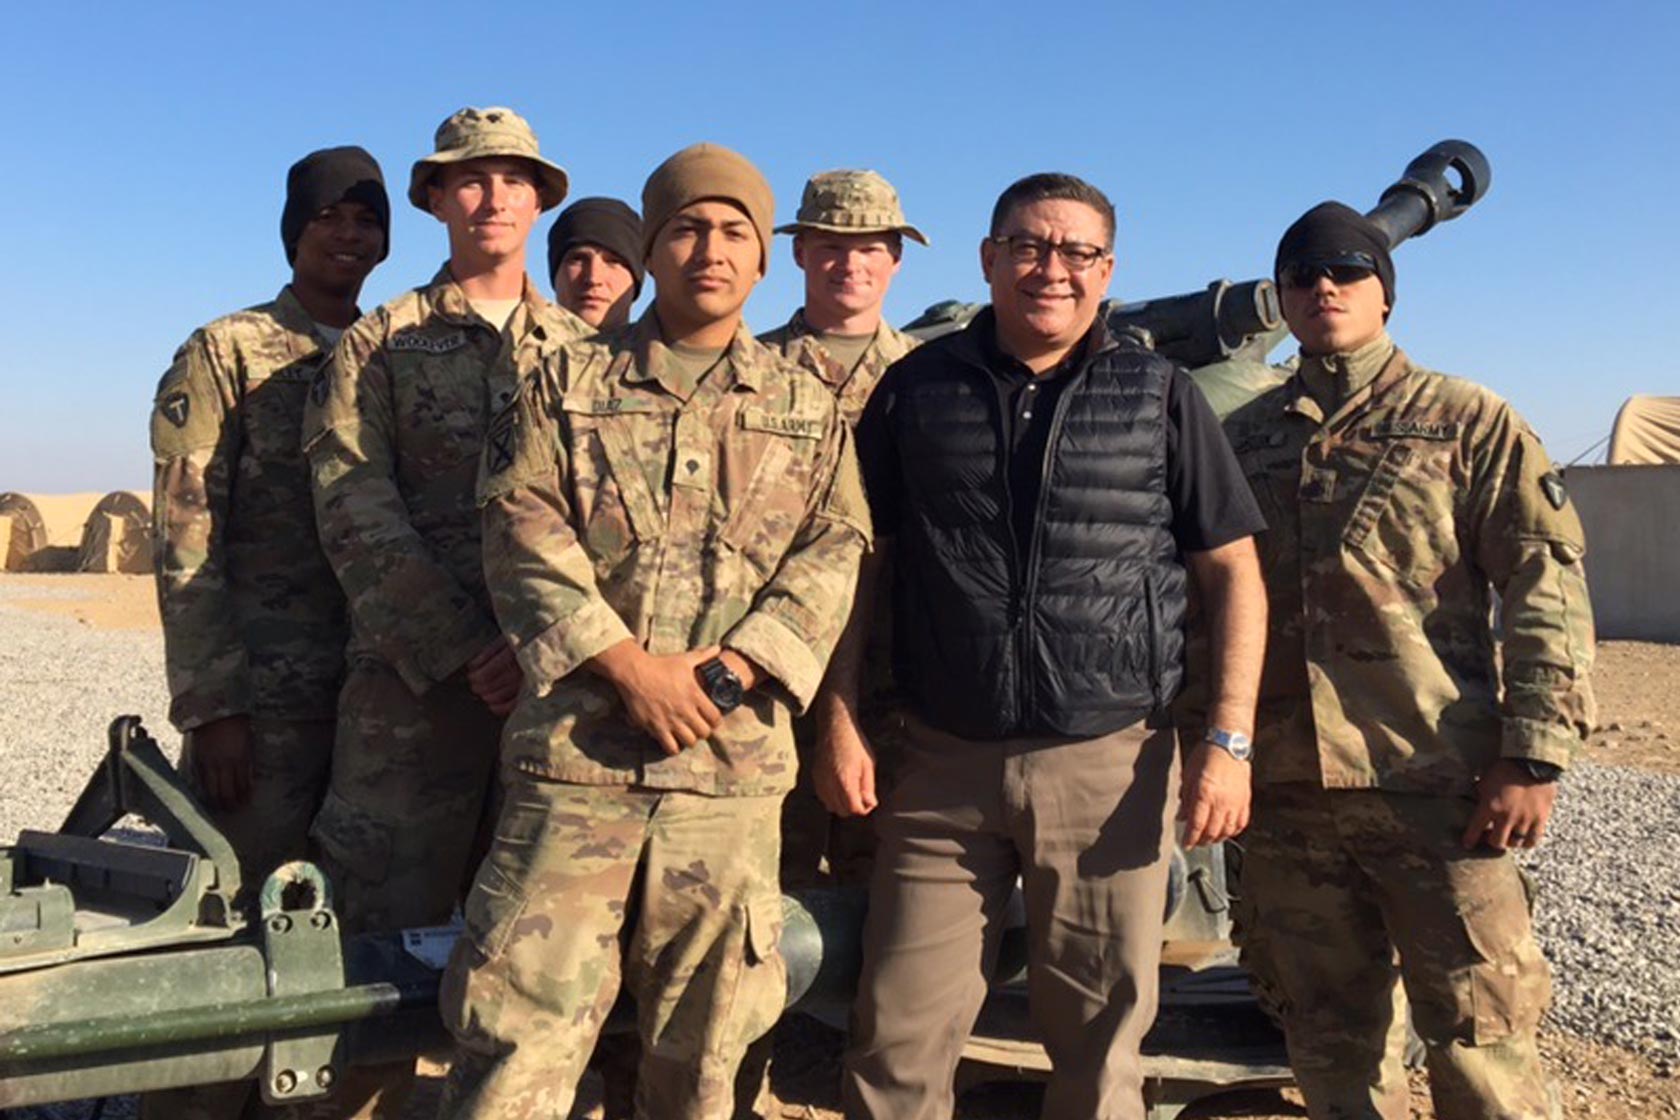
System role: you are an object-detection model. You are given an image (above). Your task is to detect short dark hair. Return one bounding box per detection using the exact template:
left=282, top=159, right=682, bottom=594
left=989, top=173, right=1116, bottom=248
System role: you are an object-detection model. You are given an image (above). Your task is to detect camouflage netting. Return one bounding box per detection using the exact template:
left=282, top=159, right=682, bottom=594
left=0, top=492, right=104, bottom=572
left=1608, top=396, right=1680, bottom=465
left=77, top=490, right=153, bottom=574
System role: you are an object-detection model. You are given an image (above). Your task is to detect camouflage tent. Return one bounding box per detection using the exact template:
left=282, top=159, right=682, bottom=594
left=0, top=492, right=103, bottom=572
left=1608, top=396, right=1680, bottom=465
left=76, top=491, right=152, bottom=574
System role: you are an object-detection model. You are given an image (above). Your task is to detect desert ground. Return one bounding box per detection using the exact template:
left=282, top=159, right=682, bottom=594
left=1, top=573, right=1676, bottom=1119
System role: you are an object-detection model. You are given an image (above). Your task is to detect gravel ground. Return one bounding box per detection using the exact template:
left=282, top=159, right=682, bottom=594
left=0, top=586, right=173, bottom=841
left=1521, top=762, right=1680, bottom=1070
left=2, top=583, right=1676, bottom=1116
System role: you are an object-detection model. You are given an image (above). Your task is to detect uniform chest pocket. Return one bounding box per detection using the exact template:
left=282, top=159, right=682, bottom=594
left=562, top=397, right=667, bottom=566
left=392, top=353, right=488, bottom=474
left=1341, top=437, right=1461, bottom=585
left=241, top=367, right=314, bottom=462
left=715, top=408, right=826, bottom=576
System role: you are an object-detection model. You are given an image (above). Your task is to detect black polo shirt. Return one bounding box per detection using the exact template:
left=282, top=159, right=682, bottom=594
left=859, top=308, right=1264, bottom=562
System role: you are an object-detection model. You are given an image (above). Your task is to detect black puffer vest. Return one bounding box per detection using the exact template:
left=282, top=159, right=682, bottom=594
left=888, top=317, right=1187, bottom=739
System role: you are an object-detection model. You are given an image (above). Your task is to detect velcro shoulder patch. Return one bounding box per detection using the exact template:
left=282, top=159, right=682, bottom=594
left=158, top=391, right=190, bottom=428
left=389, top=329, right=467, bottom=355
left=1368, top=419, right=1462, bottom=441
left=739, top=409, right=826, bottom=438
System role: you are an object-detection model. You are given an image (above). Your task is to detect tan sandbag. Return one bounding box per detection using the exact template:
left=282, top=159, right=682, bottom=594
left=0, top=492, right=103, bottom=571
left=76, top=491, right=152, bottom=574
left=1609, top=396, right=1680, bottom=465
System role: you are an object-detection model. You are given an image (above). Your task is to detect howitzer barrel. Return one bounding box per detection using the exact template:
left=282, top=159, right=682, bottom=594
left=1363, top=139, right=1491, bottom=249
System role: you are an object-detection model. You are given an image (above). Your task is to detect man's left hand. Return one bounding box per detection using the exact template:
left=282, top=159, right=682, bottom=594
left=1178, top=743, right=1252, bottom=848
left=1462, top=758, right=1559, bottom=851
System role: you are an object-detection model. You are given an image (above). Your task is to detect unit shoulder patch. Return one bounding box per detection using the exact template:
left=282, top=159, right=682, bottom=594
left=159, top=391, right=190, bottom=428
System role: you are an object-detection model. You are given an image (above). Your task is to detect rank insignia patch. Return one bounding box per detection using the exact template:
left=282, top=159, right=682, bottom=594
left=310, top=367, right=331, bottom=407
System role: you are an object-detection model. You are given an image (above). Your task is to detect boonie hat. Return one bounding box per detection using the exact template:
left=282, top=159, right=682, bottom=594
left=775, top=169, right=928, bottom=245
left=408, top=106, right=569, bottom=213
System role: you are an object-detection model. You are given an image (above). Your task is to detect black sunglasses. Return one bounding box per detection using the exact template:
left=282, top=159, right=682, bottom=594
left=1279, top=252, right=1379, bottom=290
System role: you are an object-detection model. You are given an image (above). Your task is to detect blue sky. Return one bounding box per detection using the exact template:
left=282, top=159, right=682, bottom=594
left=1, top=1, right=1675, bottom=490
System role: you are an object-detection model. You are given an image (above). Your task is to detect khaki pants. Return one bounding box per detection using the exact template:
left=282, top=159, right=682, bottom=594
left=302, top=658, right=501, bottom=1119
left=438, top=779, right=787, bottom=1120
left=1237, top=783, right=1555, bottom=1120
left=844, top=716, right=1179, bottom=1120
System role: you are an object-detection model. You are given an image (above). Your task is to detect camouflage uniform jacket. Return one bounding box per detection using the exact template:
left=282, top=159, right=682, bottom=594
left=1224, top=334, right=1594, bottom=795
left=152, top=286, right=347, bottom=731
left=302, top=267, right=590, bottom=695
left=759, top=309, right=918, bottom=715
left=757, top=309, right=919, bottom=427
left=481, top=313, right=871, bottom=796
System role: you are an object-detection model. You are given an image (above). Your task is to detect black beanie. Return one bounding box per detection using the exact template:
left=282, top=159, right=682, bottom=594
left=281, top=146, right=391, bottom=266
left=1274, top=201, right=1395, bottom=308
left=547, top=197, right=645, bottom=298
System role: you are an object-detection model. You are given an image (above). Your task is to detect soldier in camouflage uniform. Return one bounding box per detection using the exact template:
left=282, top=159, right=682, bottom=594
left=145, top=145, right=389, bottom=1120
left=548, top=195, right=644, bottom=330
left=300, top=108, right=586, bottom=1117
left=437, top=143, right=869, bottom=1120
left=726, top=169, right=925, bottom=1118
left=1226, top=202, right=1593, bottom=1120
left=758, top=169, right=923, bottom=894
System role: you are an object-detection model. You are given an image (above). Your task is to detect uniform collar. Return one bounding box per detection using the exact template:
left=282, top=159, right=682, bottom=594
left=616, top=311, right=768, bottom=398
left=1285, top=333, right=1411, bottom=429
left=782, top=307, right=892, bottom=388
left=271, top=285, right=346, bottom=359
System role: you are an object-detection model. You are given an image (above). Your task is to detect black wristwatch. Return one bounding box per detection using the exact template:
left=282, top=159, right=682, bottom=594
left=697, top=657, right=745, bottom=714
left=1514, top=758, right=1563, bottom=783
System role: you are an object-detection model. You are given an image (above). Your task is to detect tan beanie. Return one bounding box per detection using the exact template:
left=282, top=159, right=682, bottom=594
left=640, top=143, right=774, bottom=274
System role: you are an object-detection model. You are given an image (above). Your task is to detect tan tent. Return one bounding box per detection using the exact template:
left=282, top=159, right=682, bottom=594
left=0, top=492, right=104, bottom=572
left=77, top=491, right=153, bottom=574
left=1608, top=396, right=1680, bottom=465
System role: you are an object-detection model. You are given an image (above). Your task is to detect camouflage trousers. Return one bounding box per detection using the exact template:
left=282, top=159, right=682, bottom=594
left=1236, top=782, right=1555, bottom=1120
left=437, top=778, right=787, bottom=1120
left=138, top=719, right=335, bottom=1120
left=303, top=658, right=502, bottom=1119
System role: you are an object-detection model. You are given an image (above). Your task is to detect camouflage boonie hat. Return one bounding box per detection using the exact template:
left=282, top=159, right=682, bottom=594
left=775, top=169, right=928, bottom=245
left=408, top=106, right=570, bottom=213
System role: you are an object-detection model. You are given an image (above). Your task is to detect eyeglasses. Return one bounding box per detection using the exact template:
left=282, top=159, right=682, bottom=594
left=1279, top=252, right=1379, bottom=290
left=990, top=234, right=1110, bottom=272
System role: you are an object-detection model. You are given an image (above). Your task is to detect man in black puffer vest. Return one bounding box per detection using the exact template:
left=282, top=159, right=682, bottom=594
left=814, top=174, right=1269, bottom=1120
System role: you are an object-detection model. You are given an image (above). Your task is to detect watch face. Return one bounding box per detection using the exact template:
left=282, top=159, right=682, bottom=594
left=711, top=676, right=744, bottom=711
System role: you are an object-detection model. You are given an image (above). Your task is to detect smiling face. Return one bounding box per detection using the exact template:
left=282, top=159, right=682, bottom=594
left=793, top=231, right=901, bottom=328
left=981, top=198, right=1114, bottom=368
left=1280, top=267, right=1390, bottom=356
left=646, top=199, right=762, bottom=340
left=291, top=200, right=383, bottom=297
left=427, top=157, right=541, bottom=268
left=554, top=243, right=637, bottom=329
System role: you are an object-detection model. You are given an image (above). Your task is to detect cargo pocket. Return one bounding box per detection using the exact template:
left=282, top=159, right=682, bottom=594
left=1462, top=920, right=1550, bottom=1045
left=461, top=791, right=548, bottom=960
left=308, top=789, right=394, bottom=887
left=720, top=894, right=788, bottom=1057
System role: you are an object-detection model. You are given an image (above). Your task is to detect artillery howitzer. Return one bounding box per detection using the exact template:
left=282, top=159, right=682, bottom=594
left=0, top=719, right=1266, bottom=1117
left=904, top=139, right=1492, bottom=415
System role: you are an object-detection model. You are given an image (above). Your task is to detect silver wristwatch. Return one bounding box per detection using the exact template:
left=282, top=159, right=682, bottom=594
left=1203, top=727, right=1254, bottom=762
